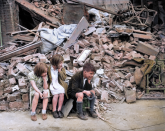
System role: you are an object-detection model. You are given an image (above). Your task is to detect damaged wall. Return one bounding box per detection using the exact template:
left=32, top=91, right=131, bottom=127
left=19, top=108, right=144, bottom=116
left=0, top=0, right=19, bottom=46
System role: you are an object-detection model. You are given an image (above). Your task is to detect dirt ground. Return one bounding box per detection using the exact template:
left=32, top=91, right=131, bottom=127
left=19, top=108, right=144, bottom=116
left=0, top=100, right=165, bottom=131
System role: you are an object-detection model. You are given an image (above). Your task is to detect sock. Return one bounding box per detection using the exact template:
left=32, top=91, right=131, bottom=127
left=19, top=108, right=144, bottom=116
left=31, top=112, right=36, bottom=116
left=42, top=109, right=46, bottom=114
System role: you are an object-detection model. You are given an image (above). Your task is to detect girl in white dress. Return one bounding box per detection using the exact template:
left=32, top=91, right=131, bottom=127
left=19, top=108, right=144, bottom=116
left=49, top=54, right=67, bottom=118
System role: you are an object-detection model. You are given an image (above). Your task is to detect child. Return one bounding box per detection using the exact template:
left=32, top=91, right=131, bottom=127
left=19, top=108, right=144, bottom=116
left=48, top=54, right=68, bottom=118
left=28, top=62, right=50, bottom=121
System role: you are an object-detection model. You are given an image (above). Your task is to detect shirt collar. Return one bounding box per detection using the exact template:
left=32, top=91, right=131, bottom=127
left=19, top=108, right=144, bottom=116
left=51, top=65, right=57, bottom=71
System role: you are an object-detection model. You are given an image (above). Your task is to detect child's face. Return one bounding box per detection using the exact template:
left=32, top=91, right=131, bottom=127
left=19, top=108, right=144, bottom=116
left=57, top=61, right=63, bottom=69
left=41, top=69, right=47, bottom=77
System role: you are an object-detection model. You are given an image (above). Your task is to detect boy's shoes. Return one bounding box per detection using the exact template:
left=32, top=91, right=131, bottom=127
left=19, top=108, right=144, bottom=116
left=58, top=111, right=64, bottom=118
left=88, top=110, right=98, bottom=118
left=53, top=111, right=59, bottom=118
left=83, top=111, right=88, bottom=117
left=31, top=115, right=37, bottom=121
left=42, top=114, right=47, bottom=120
left=77, top=113, right=88, bottom=120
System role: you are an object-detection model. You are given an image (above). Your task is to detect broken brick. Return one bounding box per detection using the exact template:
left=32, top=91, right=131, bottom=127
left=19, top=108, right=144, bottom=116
left=0, top=106, right=7, bottom=111
left=4, top=87, right=12, bottom=94
left=9, top=77, right=16, bottom=85
left=149, top=55, right=156, bottom=61
left=73, top=59, right=78, bottom=67
left=39, top=54, right=47, bottom=62
left=11, top=57, right=24, bottom=63
left=101, top=91, right=109, bottom=103
left=125, top=73, right=132, bottom=80
left=130, top=76, right=135, bottom=83
left=16, top=63, right=29, bottom=75
left=9, top=100, right=23, bottom=109
left=63, top=54, right=70, bottom=63
left=0, top=90, right=3, bottom=96
left=124, top=80, right=133, bottom=88
left=78, top=40, right=85, bottom=48
left=18, top=77, right=27, bottom=88
left=23, top=55, right=33, bottom=61
left=82, top=39, right=90, bottom=46
left=94, top=88, right=101, bottom=96
left=22, top=94, right=29, bottom=102
left=109, top=80, right=116, bottom=88
left=23, top=102, right=29, bottom=110
left=93, top=56, right=101, bottom=62
left=102, top=44, right=109, bottom=50
left=108, top=44, right=114, bottom=50
left=114, top=73, right=121, bottom=80
left=89, top=37, right=96, bottom=43
left=7, top=94, right=16, bottom=102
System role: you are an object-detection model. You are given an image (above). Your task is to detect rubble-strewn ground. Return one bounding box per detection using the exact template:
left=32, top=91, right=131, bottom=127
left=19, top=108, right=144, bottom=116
left=0, top=100, right=165, bottom=131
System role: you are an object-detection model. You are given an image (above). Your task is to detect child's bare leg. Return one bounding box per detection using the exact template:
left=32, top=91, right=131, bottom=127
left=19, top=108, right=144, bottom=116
left=52, top=94, right=59, bottom=112
left=32, top=92, right=39, bottom=112
left=58, top=93, right=64, bottom=111
left=42, top=91, right=48, bottom=110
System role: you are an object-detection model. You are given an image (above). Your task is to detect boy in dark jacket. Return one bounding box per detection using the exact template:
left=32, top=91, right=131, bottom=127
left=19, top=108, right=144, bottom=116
left=67, top=63, right=98, bottom=120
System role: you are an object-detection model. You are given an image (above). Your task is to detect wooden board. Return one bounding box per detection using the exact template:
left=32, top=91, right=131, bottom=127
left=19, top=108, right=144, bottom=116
left=63, top=17, right=89, bottom=49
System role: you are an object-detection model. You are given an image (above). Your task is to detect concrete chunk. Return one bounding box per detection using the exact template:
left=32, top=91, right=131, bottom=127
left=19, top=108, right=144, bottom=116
left=124, top=87, right=136, bottom=103
left=101, top=90, right=109, bottom=103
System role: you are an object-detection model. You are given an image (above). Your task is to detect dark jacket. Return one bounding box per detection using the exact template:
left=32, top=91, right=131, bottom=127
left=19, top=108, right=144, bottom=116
left=67, top=71, right=92, bottom=98
left=47, top=66, right=68, bottom=99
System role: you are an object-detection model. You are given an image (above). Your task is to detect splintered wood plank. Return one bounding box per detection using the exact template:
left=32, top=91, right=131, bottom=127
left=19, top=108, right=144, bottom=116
left=15, top=0, right=59, bottom=23
left=12, top=35, right=34, bottom=42
left=63, top=17, right=89, bottom=49
left=0, top=41, right=42, bottom=62
left=133, top=33, right=153, bottom=40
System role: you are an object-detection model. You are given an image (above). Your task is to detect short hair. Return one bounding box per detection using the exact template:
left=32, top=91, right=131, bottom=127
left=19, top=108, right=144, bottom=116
left=34, top=62, right=47, bottom=77
left=50, top=54, right=64, bottom=67
left=83, top=63, right=96, bottom=73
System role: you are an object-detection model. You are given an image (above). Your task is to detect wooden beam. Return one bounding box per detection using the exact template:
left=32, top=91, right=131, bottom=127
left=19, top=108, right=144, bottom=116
left=63, top=16, right=89, bottom=49
left=0, top=41, right=42, bottom=62
left=15, top=0, right=59, bottom=24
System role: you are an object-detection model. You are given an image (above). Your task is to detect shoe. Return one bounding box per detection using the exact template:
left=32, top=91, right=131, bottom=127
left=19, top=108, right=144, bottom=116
left=58, top=111, right=64, bottom=118
left=42, top=114, right=47, bottom=120
left=31, top=115, right=37, bottom=121
left=88, top=110, right=98, bottom=118
left=77, top=113, right=88, bottom=120
left=83, top=111, right=88, bottom=117
left=53, top=111, right=59, bottom=118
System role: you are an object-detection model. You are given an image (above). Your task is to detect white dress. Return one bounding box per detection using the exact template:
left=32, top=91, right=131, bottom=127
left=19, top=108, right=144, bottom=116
left=50, top=66, right=65, bottom=95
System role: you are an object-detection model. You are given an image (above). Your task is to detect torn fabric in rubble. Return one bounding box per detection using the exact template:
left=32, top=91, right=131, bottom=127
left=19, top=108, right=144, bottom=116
left=38, top=24, right=77, bottom=53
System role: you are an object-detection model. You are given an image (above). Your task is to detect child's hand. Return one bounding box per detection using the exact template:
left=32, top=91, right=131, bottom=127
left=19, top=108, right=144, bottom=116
left=58, top=67, right=62, bottom=72
left=42, top=74, right=47, bottom=80
left=39, top=92, right=43, bottom=99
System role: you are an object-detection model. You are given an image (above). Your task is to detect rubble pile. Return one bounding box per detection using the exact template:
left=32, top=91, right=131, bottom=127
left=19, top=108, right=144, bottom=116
left=0, top=1, right=165, bottom=116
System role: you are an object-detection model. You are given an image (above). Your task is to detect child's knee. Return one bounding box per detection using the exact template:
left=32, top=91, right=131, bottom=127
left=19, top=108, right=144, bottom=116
left=43, top=91, right=48, bottom=97
left=34, top=92, right=39, bottom=99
